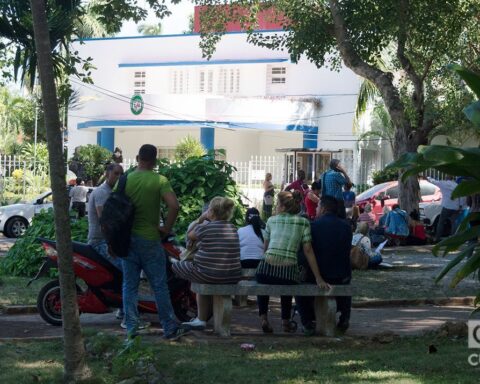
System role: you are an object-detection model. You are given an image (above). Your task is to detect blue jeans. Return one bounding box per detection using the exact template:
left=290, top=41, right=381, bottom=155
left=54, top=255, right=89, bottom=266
left=91, top=240, right=123, bottom=271
left=368, top=252, right=383, bottom=268
left=122, top=235, right=178, bottom=337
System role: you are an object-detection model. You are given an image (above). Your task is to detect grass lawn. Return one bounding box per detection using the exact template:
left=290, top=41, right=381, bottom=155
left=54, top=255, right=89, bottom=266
left=0, top=334, right=478, bottom=383
left=0, top=276, right=50, bottom=307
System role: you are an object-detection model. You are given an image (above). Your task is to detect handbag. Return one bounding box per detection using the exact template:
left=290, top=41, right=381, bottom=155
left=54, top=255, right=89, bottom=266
left=350, top=236, right=369, bottom=270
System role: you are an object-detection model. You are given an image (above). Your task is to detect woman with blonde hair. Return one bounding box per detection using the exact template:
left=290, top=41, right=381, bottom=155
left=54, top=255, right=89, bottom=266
left=352, top=222, right=382, bottom=268
left=256, top=191, right=329, bottom=333
left=173, top=197, right=242, bottom=330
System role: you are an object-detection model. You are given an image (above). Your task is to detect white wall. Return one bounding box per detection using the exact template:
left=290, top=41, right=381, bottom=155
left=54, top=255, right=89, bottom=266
left=68, top=31, right=360, bottom=161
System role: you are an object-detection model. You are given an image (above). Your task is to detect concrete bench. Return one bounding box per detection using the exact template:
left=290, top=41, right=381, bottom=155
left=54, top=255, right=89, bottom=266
left=191, top=280, right=352, bottom=337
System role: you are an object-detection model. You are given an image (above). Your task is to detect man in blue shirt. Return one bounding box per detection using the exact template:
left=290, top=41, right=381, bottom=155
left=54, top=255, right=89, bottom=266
left=296, top=195, right=353, bottom=335
left=321, top=159, right=351, bottom=219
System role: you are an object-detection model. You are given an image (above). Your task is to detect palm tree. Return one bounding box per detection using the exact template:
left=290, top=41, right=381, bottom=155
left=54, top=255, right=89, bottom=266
left=0, top=87, right=28, bottom=153
left=137, top=22, right=162, bottom=36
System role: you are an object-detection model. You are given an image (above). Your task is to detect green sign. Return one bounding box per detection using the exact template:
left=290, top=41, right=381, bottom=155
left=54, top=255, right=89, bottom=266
left=130, top=94, right=144, bottom=115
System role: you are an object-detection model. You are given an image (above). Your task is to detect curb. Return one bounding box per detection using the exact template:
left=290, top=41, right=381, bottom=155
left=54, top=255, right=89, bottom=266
left=352, top=296, right=475, bottom=308
left=2, top=296, right=475, bottom=316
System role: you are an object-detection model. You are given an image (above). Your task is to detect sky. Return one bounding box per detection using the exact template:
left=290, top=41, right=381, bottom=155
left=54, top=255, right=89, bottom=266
left=119, top=1, right=195, bottom=36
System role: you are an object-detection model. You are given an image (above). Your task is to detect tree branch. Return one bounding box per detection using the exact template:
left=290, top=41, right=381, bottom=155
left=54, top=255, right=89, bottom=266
left=328, top=0, right=410, bottom=157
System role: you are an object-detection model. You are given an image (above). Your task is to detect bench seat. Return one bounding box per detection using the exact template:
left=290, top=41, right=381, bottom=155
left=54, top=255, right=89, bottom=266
left=191, top=281, right=352, bottom=337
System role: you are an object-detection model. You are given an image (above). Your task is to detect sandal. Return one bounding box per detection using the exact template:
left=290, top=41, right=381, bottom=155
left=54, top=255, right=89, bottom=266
left=261, top=320, right=273, bottom=333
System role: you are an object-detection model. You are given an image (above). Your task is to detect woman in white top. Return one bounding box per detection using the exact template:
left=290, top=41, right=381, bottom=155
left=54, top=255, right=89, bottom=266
left=237, top=207, right=265, bottom=268
left=352, top=222, right=382, bottom=268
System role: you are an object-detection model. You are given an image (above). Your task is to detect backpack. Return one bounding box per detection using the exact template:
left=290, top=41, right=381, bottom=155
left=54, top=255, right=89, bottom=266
left=100, top=175, right=135, bottom=258
left=350, top=236, right=369, bottom=270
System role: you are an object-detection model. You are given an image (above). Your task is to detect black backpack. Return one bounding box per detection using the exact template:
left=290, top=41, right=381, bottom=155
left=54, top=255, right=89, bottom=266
left=100, top=175, right=135, bottom=258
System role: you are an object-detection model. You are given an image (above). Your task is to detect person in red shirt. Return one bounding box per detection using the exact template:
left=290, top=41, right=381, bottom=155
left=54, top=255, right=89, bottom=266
left=284, top=170, right=308, bottom=195
left=305, top=182, right=321, bottom=220
left=406, top=209, right=427, bottom=245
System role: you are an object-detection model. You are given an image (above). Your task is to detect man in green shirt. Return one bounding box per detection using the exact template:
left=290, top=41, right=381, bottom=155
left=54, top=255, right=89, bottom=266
left=122, top=144, right=187, bottom=340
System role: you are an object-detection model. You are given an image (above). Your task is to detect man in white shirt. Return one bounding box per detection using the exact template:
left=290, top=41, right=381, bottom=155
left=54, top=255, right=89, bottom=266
left=69, top=178, right=89, bottom=218
left=427, top=176, right=461, bottom=242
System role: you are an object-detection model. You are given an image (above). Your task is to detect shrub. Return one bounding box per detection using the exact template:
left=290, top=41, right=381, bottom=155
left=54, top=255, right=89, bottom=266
left=371, top=168, right=399, bottom=185
left=157, top=150, right=245, bottom=241
left=68, top=144, right=112, bottom=185
left=0, top=210, right=88, bottom=277
left=174, top=135, right=206, bottom=162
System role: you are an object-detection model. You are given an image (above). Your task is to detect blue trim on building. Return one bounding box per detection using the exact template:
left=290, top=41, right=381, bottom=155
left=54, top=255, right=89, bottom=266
left=76, top=29, right=285, bottom=42
left=100, top=128, right=115, bottom=152
left=119, top=58, right=289, bottom=68
left=96, top=131, right=101, bottom=146
left=200, top=127, right=215, bottom=151
left=303, top=131, right=318, bottom=149
left=77, top=119, right=317, bottom=133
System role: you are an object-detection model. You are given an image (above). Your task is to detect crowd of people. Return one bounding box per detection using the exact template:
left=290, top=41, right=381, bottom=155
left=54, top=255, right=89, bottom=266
left=86, top=147, right=475, bottom=341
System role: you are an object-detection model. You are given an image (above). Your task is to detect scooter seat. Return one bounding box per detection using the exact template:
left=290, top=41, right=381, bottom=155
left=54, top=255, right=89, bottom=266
left=71, top=241, right=122, bottom=278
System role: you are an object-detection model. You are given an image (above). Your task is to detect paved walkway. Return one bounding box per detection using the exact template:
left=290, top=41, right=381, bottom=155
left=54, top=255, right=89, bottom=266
left=0, top=302, right=476, bottom=340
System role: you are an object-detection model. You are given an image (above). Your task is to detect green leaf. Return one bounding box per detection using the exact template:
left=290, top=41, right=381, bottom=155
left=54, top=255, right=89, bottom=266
left=434, top=243, right=476, bottom=283
left=450, top=247, right=480, bottom=288
left=449, top=64, right=480, bottom=98
left=463, top=101, right=480, bottom=127
left=433, top=225, right=480, bottom=255
left=451, top=180, right=480, bottom=199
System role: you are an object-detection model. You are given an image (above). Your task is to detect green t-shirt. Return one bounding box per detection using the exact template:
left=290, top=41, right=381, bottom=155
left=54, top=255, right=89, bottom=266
left=124, top=170, right=174, bottom=240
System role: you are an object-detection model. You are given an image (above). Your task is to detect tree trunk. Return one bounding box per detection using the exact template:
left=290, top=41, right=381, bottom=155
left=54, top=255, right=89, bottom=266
left=29, top=0, right=89, bottom=382
left=328, top=0, right=421, bottom=213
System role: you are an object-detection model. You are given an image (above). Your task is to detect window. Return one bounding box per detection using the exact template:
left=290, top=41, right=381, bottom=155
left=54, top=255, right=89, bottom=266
left=170, top=69, right=189, bottom=94
left=266, top=65, right=287, bottom=95
left=157, top=147, right=176, bottom=160
left=199, top=71, right=205, bottom=93
left=217, top=68, right=240, bottom=95
left=385, top=186, right=399, bottom=199
left=420, top=182, right=436, bottom=196
left=270, top=66, right=286, bottom=84
left=133, top=71, right=146, bottom=94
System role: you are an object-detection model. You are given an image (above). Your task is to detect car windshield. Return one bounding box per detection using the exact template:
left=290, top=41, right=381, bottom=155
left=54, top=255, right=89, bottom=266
left=356, top=182, right=391, bottom=201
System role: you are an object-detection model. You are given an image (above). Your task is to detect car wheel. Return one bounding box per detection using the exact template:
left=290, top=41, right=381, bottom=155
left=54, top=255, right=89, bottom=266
left=5, top=217, right=29, bottom=238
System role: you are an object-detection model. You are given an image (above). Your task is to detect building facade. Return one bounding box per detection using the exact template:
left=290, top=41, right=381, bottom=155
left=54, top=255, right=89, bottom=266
left=68, top=30, right=368, bottom=184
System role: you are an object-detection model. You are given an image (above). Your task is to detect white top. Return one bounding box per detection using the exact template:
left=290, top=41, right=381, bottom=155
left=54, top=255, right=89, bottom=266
left=238, top=225, right=264, bottom=261
left=352, top=233, right=375, bottom=258
left=427, top=178, right=460, bottom=210
left=69, top=185, right=89, bottom=203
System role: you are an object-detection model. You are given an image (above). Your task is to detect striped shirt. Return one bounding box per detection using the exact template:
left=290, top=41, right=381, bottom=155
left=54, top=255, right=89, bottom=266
left=194, top=220, right=242, bottom=277
left=264, top=213, right=312, bottom=265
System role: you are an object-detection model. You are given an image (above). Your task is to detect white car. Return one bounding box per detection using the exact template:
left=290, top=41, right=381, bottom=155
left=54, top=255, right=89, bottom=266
left=0, top=191, right=54, bottom=238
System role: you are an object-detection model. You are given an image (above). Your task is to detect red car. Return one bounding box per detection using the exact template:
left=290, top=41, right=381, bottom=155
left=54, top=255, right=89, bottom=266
left=355, top=180, right=441, bottom=222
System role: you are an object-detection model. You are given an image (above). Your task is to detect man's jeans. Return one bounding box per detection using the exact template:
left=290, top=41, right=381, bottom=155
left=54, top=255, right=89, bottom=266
left=122, top=235, right=178, bottom=337
left=91, top=240, right=123, bottom=271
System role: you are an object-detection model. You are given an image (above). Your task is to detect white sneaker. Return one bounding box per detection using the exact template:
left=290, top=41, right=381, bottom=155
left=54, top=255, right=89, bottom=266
left=121, top=318, right=151, bottom=330
left=181, top=317, right=206, bottom=330
left=115, top=308, right=124, bottom=320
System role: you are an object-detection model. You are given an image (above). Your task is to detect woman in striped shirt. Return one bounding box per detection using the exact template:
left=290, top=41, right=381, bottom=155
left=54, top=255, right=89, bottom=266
left=256, top=191, right=329, bottom=333
left=173, top=197, right=242, bottom=330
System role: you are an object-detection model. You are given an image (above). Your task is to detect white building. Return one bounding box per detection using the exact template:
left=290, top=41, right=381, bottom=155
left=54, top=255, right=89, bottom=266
left=68, top=30, right=371, bottom=185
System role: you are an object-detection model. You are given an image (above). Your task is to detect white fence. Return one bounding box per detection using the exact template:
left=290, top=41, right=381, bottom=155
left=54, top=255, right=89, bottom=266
left=0, top=155, right=50, bottom=202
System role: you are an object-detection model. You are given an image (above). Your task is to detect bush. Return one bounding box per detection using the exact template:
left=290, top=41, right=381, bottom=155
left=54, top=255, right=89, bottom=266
left=68, top=144, right=112, bottom=185
left=174, top=135, right=206, bottom=162
left=157, top=150, right=245, bottom=241
left=371, top=168, right=399, bottom=185
left=0, top=210, right=88, bottom=277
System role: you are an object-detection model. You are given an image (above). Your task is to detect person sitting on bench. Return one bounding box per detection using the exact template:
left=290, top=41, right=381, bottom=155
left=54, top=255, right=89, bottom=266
left=296, top=196, right=352, bottom=335
left=256, top=191, right=329, bottom=334
left=173, top=197, right=242, bottom=331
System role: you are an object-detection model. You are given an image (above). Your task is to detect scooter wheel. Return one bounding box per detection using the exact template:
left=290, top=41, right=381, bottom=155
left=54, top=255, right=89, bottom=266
left=37, top=280, right=82, bottom=326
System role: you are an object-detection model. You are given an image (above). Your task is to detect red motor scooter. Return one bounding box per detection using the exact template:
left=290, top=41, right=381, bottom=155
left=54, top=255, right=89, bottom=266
left=30, top=236, right=197, bottom=326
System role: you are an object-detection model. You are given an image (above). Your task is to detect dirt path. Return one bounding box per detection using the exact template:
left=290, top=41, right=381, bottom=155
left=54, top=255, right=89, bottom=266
left=0, top=303, right=476, bottom=340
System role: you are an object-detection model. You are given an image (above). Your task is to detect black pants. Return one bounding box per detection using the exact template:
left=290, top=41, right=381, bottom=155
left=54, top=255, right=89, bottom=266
left=256, top=273, right=297, bottom=320
left=72, top=201, right=86, bottom=218
left=241, top=259, right=261, bottom=269
left=295, top=276, right=351, bottom=329
left=435, top=207, right=458, bottom=242
left=336, top=199, right=346, bottom=219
